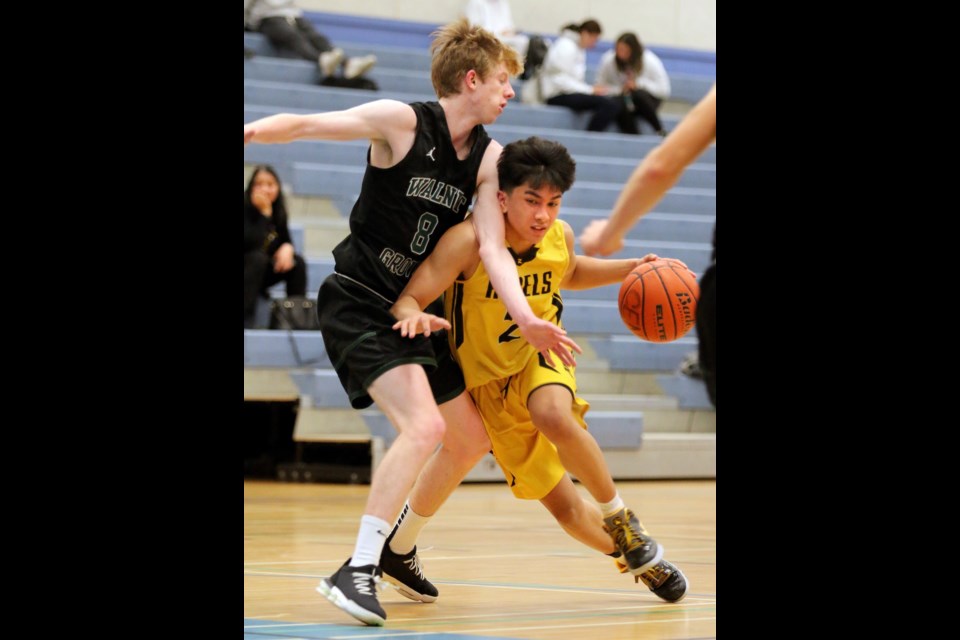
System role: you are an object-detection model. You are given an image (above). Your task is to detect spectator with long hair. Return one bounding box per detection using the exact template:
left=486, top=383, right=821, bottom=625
left=243, top=165, right=306, bottom=326
left=596, top=32, right=671, bottom=136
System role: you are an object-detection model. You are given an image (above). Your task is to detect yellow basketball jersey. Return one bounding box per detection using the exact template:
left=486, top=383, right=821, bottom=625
left=444, top=220, right=569, bottom=390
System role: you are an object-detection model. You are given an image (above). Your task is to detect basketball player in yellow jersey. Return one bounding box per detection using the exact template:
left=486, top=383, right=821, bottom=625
left=391, top=137, right=687, bottom=601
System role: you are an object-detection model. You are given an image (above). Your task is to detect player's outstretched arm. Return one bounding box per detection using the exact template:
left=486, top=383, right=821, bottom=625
left=561, top=223, right=660, bottom=289
left=243, top=100, right=416, bottom=147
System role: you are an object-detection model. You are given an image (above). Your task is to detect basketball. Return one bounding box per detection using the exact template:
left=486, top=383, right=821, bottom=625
left=618, top=258, right=699, bottom=342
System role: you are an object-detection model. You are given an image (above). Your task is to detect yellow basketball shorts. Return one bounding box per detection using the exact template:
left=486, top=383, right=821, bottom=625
left=469, top=355, right=590, bottom=500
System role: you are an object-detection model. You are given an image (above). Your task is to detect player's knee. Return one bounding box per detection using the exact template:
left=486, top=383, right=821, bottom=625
left=532, top=408, right=575, bottom=441
left=548, top=497, right=594, bottom=533
left=456, top=420, right=491, bottom=460
left=548, top=501, right=578, bottom=528
left=410, top=414, right=446, bottom=451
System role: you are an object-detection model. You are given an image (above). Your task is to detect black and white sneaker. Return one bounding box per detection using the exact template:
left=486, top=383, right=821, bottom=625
left=317, top=559, right=386, bottom=626
left=381, top=542, right=438, bottom=603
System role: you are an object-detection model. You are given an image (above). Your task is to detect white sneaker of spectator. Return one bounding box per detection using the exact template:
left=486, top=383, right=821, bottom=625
left=345, top=55, right=377, bottom=79
left=318, top=47, right=345, bottom=76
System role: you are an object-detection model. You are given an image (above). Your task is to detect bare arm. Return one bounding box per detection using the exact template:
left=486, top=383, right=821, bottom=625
left=472, top=142, right=582, bottom=366
left=559, top=222, right=659, bottom=289
left=243, top=100, right=417, bottom=166
left=391, top=222, right=477, bottom=337
left=579, top=84, right=716, bottom=256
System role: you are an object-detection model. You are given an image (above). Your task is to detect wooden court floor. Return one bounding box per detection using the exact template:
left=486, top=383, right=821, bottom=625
left=244, top=478, right=716, bottom=639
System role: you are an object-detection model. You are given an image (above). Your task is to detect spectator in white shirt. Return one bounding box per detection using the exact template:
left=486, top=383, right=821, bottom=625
left=595, top=32, right=671, bottom=136
left=541, top=20, right=621, bottom=132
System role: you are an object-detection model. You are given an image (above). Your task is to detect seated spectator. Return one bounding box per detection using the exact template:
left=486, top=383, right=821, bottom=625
left=541, top=20, right=621, bottom=132
left=244, top=0, right=376, bottom=79
left=244, top=165, right=307, bottom=327
left=596, top=32, right=671, bottom=136
left=465, top=0, right=528, bottom=56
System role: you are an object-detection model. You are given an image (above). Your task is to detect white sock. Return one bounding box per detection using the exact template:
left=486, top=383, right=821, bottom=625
left=599, top=493, right=625, bottom=518
left=349, top=515, right=390, bottom=568
left=389, top=501, right=431, bottom=555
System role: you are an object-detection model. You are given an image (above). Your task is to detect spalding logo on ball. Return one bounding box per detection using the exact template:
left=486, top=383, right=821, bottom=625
left=618, top=258, right=699, bottom=342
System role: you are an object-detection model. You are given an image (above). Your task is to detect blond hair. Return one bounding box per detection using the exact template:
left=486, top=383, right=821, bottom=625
left=430, top=18, right=523, bottom=98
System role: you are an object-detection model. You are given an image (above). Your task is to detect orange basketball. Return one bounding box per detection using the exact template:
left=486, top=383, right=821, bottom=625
left=618, top=258, right=699, bottom=342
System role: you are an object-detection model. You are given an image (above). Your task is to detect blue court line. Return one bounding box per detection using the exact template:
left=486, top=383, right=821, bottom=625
left=244, top=618, right=522, bottom=639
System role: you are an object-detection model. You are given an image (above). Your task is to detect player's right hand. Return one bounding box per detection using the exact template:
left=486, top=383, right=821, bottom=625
left=393, top=314, right=451, bottom=338
left=579, top=219, right=623, bottom=257
left=517, top=317, right=582, bottom=368
left=244, top=128, right=255, bottom=145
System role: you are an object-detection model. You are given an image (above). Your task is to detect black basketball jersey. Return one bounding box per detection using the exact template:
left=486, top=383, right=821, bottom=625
left=332, top=102, right=492, bottom=301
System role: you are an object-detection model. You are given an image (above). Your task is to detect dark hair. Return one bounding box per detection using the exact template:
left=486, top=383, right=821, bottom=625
left=580, top=19, right=602, bottom=35
left=615, top=32, right=645, bottom=74
left=563, top=20, right=602, bottom=35
left=498, top=137, right=576, bottom=194
left=244, top=164, right=288, bottom=222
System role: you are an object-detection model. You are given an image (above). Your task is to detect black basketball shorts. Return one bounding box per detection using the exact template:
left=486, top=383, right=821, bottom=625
left=317, top=273, right=465, bottom=409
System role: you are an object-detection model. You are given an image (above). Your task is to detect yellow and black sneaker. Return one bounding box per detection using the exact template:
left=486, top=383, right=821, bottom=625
left=613, top=557, right=689, bottom=603
left=602, top=508, right=663, bottom=575
left=638, top=560, right=688, bottom=602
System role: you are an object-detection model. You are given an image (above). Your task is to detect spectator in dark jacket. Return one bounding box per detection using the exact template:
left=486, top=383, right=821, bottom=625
left=244, top=164, right=306, bottom=325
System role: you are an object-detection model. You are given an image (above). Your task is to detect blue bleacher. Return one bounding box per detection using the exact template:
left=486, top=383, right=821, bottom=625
left=243, top=52, right=712, bottom=116
left=244, top=132, right=715, bottom=190
left=655, top=373, right=713, bottom=410
left=283, top=161, right=715, bottom=219
left=244, top=13, right=715, bottom=104
left=358, top=407, right=642, bottom=449
left=287, top=369, right=644, bottom=449
left=590, top=335, right=699, bottom=371
left=245, top=104, right=717, bottom=163
left=245, top=56, right=438, bottom=97
left=243, top=78, right=684, bottom=133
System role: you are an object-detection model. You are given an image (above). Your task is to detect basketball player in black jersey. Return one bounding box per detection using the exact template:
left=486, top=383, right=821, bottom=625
left=580, top=84, right=716, bottom=407
left=244, top=20, right=581, bottom=626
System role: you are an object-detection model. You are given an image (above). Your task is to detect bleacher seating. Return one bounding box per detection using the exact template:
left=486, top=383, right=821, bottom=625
left=243, top=11, right=715, bottom=104
left=243, top=78, right=684, bottom=134
left=243, top=12, right=715, bottom=480
left=244, top=103, right=717, bottom=162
